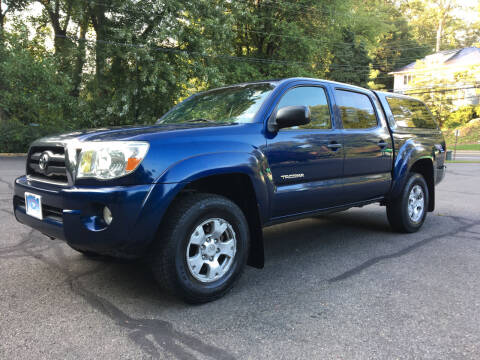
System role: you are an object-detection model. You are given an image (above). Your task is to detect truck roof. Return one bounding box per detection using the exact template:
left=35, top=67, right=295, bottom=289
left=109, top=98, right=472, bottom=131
left=374, top=90, right=423, bottom=102
left=213, top=77, right=372, bottom=92
left=203, top=77, right=423, bottom=103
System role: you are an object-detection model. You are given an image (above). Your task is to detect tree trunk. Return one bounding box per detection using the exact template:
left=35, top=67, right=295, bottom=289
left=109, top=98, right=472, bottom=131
left=39, top=0, right=72, bottom=71
left=436, top=15, right=444, bottom=52
left=70, top=13, right=88, bottom=97
left=0, top=2, right=6, bottom=43
left=435, top=0, right=452, bottom=53
left=90, top=4, right=107, bottom=93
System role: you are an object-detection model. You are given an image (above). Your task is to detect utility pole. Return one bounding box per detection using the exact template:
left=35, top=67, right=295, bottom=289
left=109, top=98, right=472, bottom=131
left=454, top=129, right=459, bottom=160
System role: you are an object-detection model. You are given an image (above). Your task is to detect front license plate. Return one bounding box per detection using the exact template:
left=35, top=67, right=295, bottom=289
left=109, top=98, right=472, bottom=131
left=25, top=192, right=43, bottom=220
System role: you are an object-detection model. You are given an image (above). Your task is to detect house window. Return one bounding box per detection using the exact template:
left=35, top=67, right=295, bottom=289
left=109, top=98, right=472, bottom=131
left=403, top=75, right=414, bottom=86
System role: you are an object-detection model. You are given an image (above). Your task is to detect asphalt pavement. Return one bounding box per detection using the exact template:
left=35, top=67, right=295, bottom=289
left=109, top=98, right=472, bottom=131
left=450, top=150, right=480, bottom=161
left=1, top=157, right=480, bottom=359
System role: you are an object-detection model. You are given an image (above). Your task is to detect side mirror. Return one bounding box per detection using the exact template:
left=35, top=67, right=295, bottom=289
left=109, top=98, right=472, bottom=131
left=271, top=105, right=311, bottom=131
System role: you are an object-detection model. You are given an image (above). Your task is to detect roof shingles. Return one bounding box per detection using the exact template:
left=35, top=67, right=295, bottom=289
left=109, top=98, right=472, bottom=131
left=390, top=47, right=480, bottom=74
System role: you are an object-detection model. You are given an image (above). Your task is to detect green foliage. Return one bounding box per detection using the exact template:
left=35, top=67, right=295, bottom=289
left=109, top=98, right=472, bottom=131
left=452, top=144, right=480, bottom=150
left=327, top=29, right=371, bottom=87
left=368, top=2, right=430, bottom=90
left=0, top=31, right=78, bottom=152
left=0, top=0, right=478, bottom=152
left=444, top=106, right=480, bottom=129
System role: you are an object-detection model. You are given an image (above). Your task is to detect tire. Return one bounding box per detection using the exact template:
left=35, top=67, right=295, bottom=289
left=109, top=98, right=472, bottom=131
left=387, top=172, right=429, bottom=233
left=150, top=193, right=249, bottom=304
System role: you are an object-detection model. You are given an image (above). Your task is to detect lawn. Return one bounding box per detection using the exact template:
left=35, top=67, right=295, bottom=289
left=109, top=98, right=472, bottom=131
left=449, top=144, right=480, bottom=151
left=444, top=119, right=480, bottom=150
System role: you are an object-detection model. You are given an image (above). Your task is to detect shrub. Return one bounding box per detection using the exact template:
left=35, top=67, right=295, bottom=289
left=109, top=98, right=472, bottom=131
left=443, top=105, right=480, bottom=129
left=0, top=33, right=77, bottom=152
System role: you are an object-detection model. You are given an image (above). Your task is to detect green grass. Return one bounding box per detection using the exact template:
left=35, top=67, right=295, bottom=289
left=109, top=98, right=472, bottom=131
left=446, top=160, right=480, bottom=163
left=444, top=119, right=480, bottom=149
left=448, top=144, right=480, bottom=151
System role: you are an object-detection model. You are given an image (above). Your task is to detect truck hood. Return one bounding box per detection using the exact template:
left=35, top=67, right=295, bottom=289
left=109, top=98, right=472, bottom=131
left=27, top=121, right=265, bottom=187
left=33, top=123, right=234, bottom=144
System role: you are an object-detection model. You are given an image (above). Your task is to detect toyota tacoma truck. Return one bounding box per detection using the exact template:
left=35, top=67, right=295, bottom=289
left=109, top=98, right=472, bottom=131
left=13, top=78, right=446, bottom=303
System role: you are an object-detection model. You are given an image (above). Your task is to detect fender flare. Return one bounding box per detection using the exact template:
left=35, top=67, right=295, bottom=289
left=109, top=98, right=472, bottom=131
left=156, top=150, right=271, bottom=220
left=137, top=151, right=272, bottom=268
left=390, top=139, right=434, bottom=200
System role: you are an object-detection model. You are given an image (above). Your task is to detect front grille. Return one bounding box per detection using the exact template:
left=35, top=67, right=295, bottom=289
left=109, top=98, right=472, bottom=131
left=27, top=146, right=68, bottom=185
left=14, top=196, right=63, bottom=223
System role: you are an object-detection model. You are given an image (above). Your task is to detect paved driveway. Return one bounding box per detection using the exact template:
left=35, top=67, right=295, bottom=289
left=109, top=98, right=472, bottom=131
left=1, top=157, right=479, bottom=359
left=451, top=150, right=480, bottom=161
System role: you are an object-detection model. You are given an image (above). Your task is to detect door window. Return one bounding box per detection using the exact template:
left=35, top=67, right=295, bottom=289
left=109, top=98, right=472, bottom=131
left=335, top=90, right=378, bottom=129
left=277, top=87, right=332, bottom=129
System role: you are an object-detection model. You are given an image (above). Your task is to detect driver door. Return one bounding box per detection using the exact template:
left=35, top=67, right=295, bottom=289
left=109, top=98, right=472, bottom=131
left=265, top=85, right=344, bottom=219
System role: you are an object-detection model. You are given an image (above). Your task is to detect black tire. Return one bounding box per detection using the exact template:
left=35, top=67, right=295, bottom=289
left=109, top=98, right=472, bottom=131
left=387, top=172, right=429, bottom=233
left=150, top=193, right=249, bottom=304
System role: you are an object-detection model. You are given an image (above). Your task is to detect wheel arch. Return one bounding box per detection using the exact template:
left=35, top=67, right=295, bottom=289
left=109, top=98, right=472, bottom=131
left=152, top=151, right=269, bottom=269
left=391, top=154, right=435, bottom=212
left=409, top=158, right=434, bottom=212
left=178, top=173, right=265, bottom=269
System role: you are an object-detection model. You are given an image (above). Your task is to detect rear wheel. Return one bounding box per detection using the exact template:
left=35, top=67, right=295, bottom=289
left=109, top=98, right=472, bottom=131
left=387, top=172, right=429, bottom=233
left=150, top=193, right=249, bottom=303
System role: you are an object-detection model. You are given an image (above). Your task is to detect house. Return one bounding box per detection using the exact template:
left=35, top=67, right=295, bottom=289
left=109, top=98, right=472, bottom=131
left=389, top=47, right=480, bottom=107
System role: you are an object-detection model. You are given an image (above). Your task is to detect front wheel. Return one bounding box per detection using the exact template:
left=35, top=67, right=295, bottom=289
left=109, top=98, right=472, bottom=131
left=150, top=193, right=249, bottom=303
left=387, top=173, right=429, bottom=233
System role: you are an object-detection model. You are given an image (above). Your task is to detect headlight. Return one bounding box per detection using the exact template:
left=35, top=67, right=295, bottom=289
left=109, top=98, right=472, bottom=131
left=77, top=141, right=149, bottom=180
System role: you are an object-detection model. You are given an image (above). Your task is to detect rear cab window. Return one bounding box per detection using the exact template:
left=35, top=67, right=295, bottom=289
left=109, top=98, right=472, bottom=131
left=386, top=97, right=438, bottom=129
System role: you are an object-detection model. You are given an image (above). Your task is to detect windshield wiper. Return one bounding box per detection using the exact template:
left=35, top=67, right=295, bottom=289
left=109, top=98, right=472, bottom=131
left=185, top=118, right=216, bottom=123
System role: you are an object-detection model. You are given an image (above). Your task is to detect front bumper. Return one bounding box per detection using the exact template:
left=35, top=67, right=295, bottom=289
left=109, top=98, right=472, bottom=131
left=13, top=176, right=178, bottom=257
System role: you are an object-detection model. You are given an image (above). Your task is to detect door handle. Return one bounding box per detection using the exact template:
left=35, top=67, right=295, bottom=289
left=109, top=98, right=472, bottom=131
left=327, top=142, right=342, bottom=151
left=378, top=141, right=388, bottom=149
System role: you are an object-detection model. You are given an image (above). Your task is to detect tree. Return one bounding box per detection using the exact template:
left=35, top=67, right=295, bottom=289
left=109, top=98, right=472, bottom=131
left=399, top=0, right=473, bottom=52
left=0, top=30, right=76, bottom=152
left=328, top=29, right=371, bottom=87
left=368, top=1, right=430, bottom=91
left=0, top=0, right=28, bottom=40
left=1, top=0, right=477, bottom=152
left=434, top=0, right=453, bottom=52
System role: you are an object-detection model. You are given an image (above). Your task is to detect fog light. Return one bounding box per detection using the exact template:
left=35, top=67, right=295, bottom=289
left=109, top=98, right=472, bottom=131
left=103, top=206, right=113, bottom=225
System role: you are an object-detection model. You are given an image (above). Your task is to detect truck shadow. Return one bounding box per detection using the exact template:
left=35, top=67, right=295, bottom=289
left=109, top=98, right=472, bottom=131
left=263, top=207, right=392, bottom=256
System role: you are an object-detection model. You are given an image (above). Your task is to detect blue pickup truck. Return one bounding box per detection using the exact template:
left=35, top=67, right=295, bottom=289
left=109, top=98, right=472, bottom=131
left=13, top=78, right=446, bottom=303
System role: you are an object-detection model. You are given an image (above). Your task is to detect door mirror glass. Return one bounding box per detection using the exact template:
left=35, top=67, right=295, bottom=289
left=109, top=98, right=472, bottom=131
left=274, top=105, right=311, bottom=130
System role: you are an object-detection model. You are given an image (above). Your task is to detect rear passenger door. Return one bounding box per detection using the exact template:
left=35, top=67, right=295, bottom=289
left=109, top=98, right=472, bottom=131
left=333, top=88, right=393, bottom=203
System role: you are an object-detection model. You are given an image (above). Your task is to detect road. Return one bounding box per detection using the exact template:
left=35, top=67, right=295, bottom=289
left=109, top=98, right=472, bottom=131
left=451, top=150, right=480, bottom=161
left=1, top=157, right=479, bottom=359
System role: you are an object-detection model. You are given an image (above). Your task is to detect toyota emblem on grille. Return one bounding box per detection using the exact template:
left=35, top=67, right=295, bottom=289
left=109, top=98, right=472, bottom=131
left=38, top=152, right=49, bottom=172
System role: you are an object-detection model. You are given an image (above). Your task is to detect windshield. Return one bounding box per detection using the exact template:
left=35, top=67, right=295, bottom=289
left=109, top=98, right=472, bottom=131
left=157, top=83, right=275, bottom=124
